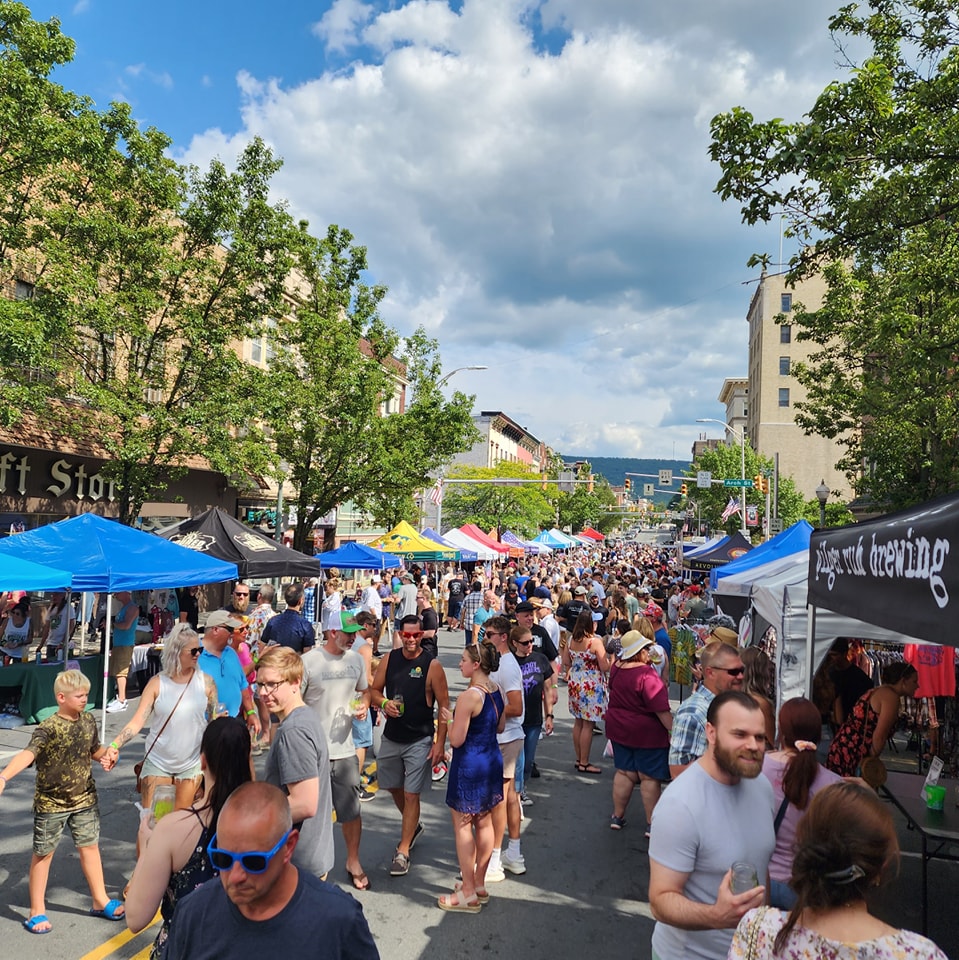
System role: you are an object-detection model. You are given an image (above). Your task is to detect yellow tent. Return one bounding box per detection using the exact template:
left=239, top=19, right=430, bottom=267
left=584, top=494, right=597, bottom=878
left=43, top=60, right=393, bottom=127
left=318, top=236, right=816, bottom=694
left=369, top=521, right=459, bottom=562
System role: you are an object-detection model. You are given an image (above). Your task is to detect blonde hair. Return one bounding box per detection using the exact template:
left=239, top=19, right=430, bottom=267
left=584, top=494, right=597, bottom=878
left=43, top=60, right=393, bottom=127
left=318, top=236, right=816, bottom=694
left=55, top=669, right=91, bottom=696
left=256, top=645, right=303, bottom=685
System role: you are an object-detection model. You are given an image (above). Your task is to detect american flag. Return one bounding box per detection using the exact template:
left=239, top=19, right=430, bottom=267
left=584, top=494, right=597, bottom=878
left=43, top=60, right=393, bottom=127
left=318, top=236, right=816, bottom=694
left=428, top=479, right=444, bottom=505
left=720, top=497, right=740, bottom=523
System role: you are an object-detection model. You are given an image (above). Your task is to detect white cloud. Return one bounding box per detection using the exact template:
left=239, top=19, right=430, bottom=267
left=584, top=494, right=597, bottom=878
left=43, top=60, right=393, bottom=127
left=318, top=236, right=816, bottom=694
left=125, top=63, right=174, bottom=89
left=72, top=0, right=90, bottom=14
left=181, top=0, right=842, bottom=458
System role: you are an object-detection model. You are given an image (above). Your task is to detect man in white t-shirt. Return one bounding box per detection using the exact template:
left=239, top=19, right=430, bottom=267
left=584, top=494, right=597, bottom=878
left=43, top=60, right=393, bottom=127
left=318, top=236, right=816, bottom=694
left=483, top=615, right=525, bottom=881
left=359, top=576, right=384, bottom=654
left=301, top=611, right=370, bottom=890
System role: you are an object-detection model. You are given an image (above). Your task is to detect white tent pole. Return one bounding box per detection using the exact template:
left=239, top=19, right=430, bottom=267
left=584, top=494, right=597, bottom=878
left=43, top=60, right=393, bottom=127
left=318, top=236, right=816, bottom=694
left=804, top=603, right=817, bottom=699
left=100, top=594, right=113, bottom=742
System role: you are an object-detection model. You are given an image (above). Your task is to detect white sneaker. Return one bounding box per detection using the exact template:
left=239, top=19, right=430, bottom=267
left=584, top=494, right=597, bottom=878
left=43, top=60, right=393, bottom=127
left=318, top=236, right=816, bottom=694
left=520, top=792, right=533, bottom=806
left=106, top=698, right=127, bottom=713
left=485, top=863, right=506, bottom=883
left=501, top=851, right=526, bottom=875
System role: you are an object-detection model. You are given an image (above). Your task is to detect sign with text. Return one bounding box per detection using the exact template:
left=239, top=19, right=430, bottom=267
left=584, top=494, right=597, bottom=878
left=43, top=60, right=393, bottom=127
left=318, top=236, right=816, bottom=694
left=723, top=478, right=754, bottom=488
left=658, top=469, right=672, bottom=486
left=696, top=471, right=712, bottom=489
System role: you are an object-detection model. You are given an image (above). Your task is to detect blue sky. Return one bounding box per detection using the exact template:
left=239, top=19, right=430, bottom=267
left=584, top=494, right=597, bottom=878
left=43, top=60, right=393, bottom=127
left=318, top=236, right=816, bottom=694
left=26, top=0, right=845, bottom=464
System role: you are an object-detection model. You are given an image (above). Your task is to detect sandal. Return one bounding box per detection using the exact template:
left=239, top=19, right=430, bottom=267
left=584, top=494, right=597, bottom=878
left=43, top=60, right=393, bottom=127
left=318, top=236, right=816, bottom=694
left=346, top=867, right=371, bottom=891
left=575, top=763, right=602, bottom=775
left=89, top=899, right=125, bottom=921
left=455, top=880, right=489, bottom=903
left=23, top=914, right=52, bottom=934
left=437, top=889, right=482, bottom=913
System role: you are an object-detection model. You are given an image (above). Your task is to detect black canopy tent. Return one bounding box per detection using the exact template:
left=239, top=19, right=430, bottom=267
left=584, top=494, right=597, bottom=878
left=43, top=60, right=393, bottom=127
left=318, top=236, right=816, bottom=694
left=159, top=507, right=321, bottom=580
left=685, top=531, right=753, bottom=572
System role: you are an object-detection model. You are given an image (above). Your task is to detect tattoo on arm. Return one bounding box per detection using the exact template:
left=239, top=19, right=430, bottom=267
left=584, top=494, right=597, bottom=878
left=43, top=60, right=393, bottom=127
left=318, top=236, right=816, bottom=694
left=115, top=728, right=135, bottom=748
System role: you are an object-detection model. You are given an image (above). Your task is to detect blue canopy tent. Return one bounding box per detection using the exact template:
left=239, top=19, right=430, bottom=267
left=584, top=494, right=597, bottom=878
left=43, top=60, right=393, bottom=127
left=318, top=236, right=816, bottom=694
left=0, top=553, right=73, bottom=591
left=709, top=520, right=813, bottom=589
left=0, top=513, right=238, bottom=736
left=533, top=530, right=566, bottom=549
left=316, top=541, right=402, bottom=571
left=422, top=528, right=474, bottom=562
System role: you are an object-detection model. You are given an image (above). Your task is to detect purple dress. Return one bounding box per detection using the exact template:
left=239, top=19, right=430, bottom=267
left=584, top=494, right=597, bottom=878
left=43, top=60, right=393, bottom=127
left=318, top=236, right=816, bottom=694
left=446, top=689, right=504, bottom=815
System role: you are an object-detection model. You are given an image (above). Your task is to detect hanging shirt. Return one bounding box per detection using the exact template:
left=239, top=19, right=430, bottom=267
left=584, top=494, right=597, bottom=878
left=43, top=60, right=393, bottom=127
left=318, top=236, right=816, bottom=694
left=903, top=644, right=956, bottom=697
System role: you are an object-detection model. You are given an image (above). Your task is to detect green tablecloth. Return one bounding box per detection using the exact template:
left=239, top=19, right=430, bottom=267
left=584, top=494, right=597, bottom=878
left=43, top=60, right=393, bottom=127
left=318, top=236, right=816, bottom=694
left=0, top=656, right=104, bottom=723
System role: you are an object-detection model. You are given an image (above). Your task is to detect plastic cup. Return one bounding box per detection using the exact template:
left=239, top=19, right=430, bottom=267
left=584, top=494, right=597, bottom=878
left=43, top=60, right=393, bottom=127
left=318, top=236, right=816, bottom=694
left=152, top=785, right=176, bottom=821
left=925, top=784, right=946, bottom=811
left=349, top=695, right=364, bottom=717
left=393, top=693, right=404, bottom=716
left=730, top=861, right=759, bottom=894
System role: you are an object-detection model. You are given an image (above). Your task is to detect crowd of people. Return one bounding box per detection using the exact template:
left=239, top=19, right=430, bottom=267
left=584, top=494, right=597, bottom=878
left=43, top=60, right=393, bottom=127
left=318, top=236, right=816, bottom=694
left=0, top=537, right=951, bottom=958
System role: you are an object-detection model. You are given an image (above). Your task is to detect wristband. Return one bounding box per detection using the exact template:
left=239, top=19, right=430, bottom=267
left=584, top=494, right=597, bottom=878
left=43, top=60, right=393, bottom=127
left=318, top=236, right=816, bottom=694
left=0, top=775, right=6, bottom=784
left=546, top=714, right=554, bottom=718
left=109, top=741, right=119, bottom=751
left=381, top=698, right=390, bottom=710
left=245, top=709, right=256, bottom=717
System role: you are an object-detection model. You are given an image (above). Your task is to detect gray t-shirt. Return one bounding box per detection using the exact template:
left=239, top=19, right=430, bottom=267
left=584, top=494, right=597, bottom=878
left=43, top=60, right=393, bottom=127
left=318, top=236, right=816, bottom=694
left=649, top=761, right=776, bottom=960
left=264, top=706, right=335, bottom=879
left=301, top=647, right=368, bottom=761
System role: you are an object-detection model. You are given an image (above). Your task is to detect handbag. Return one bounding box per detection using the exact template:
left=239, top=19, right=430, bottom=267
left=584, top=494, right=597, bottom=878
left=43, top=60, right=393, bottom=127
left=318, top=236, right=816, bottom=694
left=132, top=675, right=193, bottom=793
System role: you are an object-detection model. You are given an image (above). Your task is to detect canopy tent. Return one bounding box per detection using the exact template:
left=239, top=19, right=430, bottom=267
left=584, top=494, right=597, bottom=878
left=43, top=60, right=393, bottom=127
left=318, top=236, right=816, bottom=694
left=442, top=527, right=499, bottom=562
left=421, top=528, right=477, bottom=562
left=548, top=528, right=580, bottom=547
left=533, top=529, right=569, bottom=549
left=0, top=513, right=238, bottom=738
left=316, top=541, right=402, bottom=571
left=502, top=530, right=550, bottom=554
left=158, top=506, right=321, bottom=579
left=710, top=520, right=813, bottom=589
left=685, top=531, right=752, bottom=571
left=483, top=528, right=524, bottom=559
left=459, top=524, right=510, bottom=556
left=713, top=550, right=808, bottom=601
left=369, top=521, right=458, bottom=562
left=0, top=553, right=73, bottom=591
left=807, top=494, right=959, bottom=645
left=580, top=527, right=605, bottom=541
left=684, top=535, right=728, bottom=558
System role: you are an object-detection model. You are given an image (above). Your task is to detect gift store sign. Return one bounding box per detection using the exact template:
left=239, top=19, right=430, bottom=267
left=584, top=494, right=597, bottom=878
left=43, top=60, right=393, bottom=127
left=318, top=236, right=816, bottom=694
left=0, top=449, right=117, bottom=503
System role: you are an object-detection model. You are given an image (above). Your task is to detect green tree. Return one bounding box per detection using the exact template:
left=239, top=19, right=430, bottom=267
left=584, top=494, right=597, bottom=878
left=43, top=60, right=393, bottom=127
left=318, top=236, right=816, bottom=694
left=555, top=478, right=618, bottom=535
left=709, top=0, right=959, bottom=509
left=440, top=462, right=555, bottom=539
left=264, top=226, right=478, bottom=552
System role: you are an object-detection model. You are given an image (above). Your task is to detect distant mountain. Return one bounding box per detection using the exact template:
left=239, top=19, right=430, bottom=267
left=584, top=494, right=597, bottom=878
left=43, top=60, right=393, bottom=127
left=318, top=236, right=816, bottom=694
left=560, top=456, right=692, bottom=504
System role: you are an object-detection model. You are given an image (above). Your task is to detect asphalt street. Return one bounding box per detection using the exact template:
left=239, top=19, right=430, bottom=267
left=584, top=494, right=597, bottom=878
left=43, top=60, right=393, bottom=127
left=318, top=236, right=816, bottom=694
left=0, top=630, right=956, bottom=960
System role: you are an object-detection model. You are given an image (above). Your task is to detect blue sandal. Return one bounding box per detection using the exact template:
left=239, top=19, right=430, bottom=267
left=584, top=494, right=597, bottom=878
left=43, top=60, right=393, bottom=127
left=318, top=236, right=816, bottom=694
left=89, top=899, right=125, bottom=920
left=23, top=914, right=52, bottom=934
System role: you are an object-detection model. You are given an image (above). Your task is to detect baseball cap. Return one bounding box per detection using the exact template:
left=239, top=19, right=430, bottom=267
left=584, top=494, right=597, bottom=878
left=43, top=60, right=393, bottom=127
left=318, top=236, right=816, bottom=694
left=371, top=575, right=382, bottom=583
left=339, top=611, right=363, bottom=633
left=574, top=586, right=588, bottom=596
left=644, top=603, right=664, bottom=620
left=514, top=601, right=535, bottom=613
left=205, top=610, right=244, bottom=631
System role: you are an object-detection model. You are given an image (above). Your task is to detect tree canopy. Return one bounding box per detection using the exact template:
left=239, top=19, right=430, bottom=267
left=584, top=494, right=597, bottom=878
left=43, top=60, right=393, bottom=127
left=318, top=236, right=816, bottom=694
left=709, top=0, right=959, bottom=510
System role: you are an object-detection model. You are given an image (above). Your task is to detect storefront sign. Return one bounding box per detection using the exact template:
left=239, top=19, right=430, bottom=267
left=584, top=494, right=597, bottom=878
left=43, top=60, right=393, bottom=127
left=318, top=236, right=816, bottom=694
left=0, top=449, right=117, bottom=503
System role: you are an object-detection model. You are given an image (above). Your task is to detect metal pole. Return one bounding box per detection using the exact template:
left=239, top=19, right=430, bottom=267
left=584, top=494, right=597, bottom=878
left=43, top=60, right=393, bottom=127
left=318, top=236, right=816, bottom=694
left=739, top=429, right=747, bottom=536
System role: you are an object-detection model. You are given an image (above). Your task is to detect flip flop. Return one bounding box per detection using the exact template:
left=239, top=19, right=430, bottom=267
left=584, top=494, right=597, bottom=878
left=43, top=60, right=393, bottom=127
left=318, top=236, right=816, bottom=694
left=23, top=914, right=52, bottom=934
left=346, top=868, right=371, bottom=891
left=437, top=889, right=482, bottom=913
left=575, top=763, right=602, bottom=775
left=89, top=898, right=125, bottom=920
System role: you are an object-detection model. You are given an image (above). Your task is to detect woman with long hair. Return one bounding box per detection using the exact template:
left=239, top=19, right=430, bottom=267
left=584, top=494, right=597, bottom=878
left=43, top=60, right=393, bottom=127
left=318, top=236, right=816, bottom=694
left=438, top=642, right=505, bottom=912
left=741, top=646, right=776, bottom=749
left=562, top=609, right=610, bottom=774
left=826, top=662, right=919, bottom=778
left=125, top=717, right=253, bottom=958
left=730, top=781, right=947, bottom=959
left=39, top=591, right=77, bottom=661
left=761, top=697, right=841, bottom=909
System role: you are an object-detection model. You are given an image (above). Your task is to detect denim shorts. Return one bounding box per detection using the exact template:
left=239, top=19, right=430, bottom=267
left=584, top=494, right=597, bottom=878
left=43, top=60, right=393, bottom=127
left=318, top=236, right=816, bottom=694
left=34, top=803, right=100, bottom=856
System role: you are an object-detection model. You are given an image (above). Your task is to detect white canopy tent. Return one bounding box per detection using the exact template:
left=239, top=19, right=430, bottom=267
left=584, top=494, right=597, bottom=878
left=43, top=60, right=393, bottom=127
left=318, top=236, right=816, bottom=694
left=441, top=528, right=499, bottom=562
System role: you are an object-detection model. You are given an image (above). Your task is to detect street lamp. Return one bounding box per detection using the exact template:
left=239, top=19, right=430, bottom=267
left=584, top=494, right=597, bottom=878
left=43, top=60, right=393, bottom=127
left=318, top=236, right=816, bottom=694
left=815, top=479, right=829, bottom=529
left=696, top=418, right=748, bottom=536
left=437, top=365, right=488, bottom=387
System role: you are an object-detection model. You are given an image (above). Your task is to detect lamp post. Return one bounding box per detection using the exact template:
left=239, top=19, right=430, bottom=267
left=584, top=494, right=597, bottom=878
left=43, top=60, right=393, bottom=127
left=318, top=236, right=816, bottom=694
left=437, top=365, right=488, bottom=388
left=696, top=418, right=748, bottom=536
left=815, top=479, right=829, bottom=529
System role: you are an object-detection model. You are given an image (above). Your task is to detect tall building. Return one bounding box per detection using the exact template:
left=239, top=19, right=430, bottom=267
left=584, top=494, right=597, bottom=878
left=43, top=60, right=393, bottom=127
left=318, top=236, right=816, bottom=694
left=745, top=271, right=851, bottom=501
left=450, top=412, right=548, bottom=472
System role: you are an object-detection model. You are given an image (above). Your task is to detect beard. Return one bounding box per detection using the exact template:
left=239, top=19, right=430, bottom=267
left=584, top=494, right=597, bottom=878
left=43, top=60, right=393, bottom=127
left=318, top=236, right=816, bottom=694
left=713, top=740, right=764, bottom=780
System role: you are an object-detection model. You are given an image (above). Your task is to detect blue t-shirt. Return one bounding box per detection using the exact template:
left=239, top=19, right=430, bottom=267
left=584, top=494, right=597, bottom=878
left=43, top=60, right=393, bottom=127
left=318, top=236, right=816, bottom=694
left=113, top=602, right=139, bottom=647
left=473, top=606, right=494, bottom=643
left=198, top=646, right=248, bottom=717
left=655, top=627, right=672, bottom=659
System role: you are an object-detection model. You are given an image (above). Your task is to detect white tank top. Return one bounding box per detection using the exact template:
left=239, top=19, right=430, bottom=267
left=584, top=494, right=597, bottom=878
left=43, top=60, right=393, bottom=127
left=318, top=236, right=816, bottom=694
left=1, top=617, right=31, bottom=652
left=146, top=671, right=209, bottom=776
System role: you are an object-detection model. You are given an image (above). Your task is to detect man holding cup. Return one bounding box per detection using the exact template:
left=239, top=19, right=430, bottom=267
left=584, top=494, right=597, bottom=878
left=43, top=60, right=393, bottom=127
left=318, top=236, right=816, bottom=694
left=648, top=690, right=775, bottom=960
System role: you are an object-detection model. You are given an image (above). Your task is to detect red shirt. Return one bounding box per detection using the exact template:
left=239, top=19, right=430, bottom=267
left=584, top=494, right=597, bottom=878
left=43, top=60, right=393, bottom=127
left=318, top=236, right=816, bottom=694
left=605, top=662, right=670, bottom=749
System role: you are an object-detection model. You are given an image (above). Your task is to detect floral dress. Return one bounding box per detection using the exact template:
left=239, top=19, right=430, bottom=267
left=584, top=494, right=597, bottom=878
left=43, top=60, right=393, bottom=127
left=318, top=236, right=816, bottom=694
left=567, top=643, right=607, bottom=721
left=729, top=906, right=948, bottom=960
left=826, top=689, right=879, bottom=777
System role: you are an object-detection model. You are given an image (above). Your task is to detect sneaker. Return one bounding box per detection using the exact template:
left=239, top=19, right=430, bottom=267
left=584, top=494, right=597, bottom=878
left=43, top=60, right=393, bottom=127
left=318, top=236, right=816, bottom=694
left=501, top=851, right=526, bottom=875
left=106, top=699, right=127, bottom=714
left=610, top=815, right=626, bottom=831
left=485, top=863, right=506, bottom=883
left=520, top=792, right=533, bottom=806
left=431, top=760, right=448, bottom=782
left=358, top=788, right=376, bottom=802
left=389, top=850, right=410, bottom=876
left=531, top=764, right=541, bottom=778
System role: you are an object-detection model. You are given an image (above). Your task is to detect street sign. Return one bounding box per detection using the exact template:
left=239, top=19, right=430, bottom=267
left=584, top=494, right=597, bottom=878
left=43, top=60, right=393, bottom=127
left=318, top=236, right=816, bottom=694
left=643, top=483, right=654, bottom=497
left=769, top=518, right=784, bottom=534
left=659, top=469, right=672, bottom=486
left=696, top=470, right=712, bottom=489
left=723, top=478, right=754, bottom=488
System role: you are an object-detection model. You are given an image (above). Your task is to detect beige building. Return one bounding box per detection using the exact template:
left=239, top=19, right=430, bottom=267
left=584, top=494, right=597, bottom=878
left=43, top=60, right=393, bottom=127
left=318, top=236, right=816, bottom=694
left=451, top=411, right=548, bottom=472
left=745, top=271, right=851, bottom=502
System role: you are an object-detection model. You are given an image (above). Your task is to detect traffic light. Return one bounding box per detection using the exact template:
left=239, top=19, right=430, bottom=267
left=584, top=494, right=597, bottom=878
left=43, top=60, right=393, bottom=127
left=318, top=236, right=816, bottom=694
left=754, top=474, right=763, bottom=492
left=587, top=474, right=595, bottom=493
left=680, top=482, right=688, bottom=496
left=762, top=476, right=769, bottom=494
left=624, top=478, right=631, bottom=493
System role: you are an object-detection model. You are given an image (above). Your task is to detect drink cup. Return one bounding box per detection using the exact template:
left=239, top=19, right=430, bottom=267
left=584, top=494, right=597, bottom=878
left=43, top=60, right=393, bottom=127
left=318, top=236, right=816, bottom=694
left=393, top=693, right=404, bottom=716
left=730, top=861, right=759, bottom=894
left=152, top=785, right=176, bottom=821
left=349, top=695, right=363, bottom=717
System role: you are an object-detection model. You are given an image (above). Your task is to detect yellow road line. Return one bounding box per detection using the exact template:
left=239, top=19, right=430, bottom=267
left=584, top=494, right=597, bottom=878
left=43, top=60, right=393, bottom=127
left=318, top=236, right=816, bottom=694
left=77, top=913, right=160, bottom=960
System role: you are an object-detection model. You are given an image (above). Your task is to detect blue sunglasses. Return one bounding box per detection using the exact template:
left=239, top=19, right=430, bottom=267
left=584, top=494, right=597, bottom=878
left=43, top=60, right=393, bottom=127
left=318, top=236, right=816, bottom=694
left=207, top=828, right=291, bottom=874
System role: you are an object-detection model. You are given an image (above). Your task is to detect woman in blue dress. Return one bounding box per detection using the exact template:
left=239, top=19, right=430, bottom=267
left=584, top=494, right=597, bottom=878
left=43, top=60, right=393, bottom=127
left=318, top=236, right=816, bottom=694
left=439, top=643, right=505, bottom=913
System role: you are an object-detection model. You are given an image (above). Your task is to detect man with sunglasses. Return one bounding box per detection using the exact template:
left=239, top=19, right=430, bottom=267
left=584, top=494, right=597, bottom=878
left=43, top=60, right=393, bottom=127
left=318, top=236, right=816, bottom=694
left=370, top=615, right=449, bottom=877
left=163, top=782, right=377, bottom=960
left=199, top=611, right=260, bottom=738
left=668, top=640, right=743, bottom=780
left=223, top=583, right=252, bottom=616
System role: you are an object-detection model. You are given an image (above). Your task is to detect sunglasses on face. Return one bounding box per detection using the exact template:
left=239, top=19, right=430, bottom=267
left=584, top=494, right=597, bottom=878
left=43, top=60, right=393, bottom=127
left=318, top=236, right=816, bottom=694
left=234, top=592, right=249, bottom=597
left=400, top=631, right=423, bottom=639
left=711, top=665, right=746, bottom=677
left=207, top=828, right=291, bottom=874
left=515, top=639, right=533, bottom=646
left=188, top=647, right=202, bottom=657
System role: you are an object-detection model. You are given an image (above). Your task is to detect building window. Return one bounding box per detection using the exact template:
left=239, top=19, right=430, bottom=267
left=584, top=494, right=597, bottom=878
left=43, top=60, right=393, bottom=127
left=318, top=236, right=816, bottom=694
left=14, top=279, right=35, bottom=300
left=780, top=324, right=791, bottom=343
left=781, top=293, right=792, bottom=312
left=778, top=388, right=790, bottom=407
left=779, top=356, right=790, bottom=376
